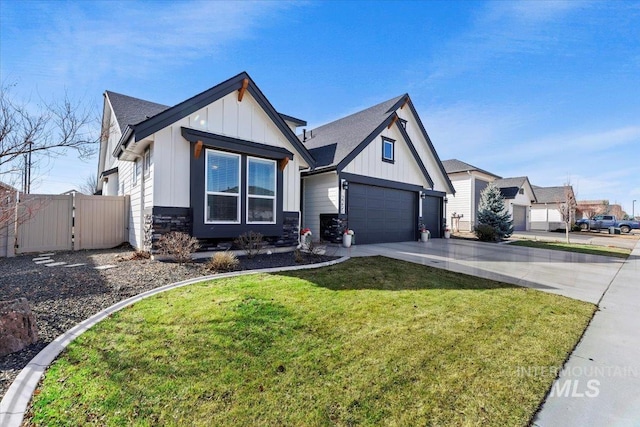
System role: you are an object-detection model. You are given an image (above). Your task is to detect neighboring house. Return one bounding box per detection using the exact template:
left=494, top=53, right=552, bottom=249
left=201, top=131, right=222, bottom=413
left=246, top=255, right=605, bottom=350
left=531, top=185, right=576, bottom=231
left=442, top=160, right=538, bottom=232
left=442, top=159, right=500, bottom=232
left=575, top=200, right=622, bottom=220
left=301, top=95, right=454, bottom=243
left=493, top=177, right=537, bottom=231
left=97, top=72, right=315, bottom=250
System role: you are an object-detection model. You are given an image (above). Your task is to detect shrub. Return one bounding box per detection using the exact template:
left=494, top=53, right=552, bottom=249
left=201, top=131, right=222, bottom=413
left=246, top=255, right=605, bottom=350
left=477, top=182, right=513, bottom=239
left=474, top=224, right=498, bottom=242
left=235, top=231, right=264, bottom=259
left=156, top=231, right=200, bottom=264
left=207, top=251, right=239, bottom=272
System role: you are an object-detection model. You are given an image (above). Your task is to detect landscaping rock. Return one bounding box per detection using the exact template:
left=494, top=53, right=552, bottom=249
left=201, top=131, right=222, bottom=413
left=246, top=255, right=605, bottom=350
left=0, top=298, right=38, bottom=358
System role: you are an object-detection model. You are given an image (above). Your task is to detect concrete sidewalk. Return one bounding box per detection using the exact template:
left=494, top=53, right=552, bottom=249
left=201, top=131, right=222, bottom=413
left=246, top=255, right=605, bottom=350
left=533, top=239, right=640, bottom=426
left=333, top=239, right=624, bottom=304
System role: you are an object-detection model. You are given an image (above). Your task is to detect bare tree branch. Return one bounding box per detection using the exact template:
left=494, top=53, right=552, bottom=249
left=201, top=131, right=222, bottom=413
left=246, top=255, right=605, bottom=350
left=0, top=84, right=99, bottom=185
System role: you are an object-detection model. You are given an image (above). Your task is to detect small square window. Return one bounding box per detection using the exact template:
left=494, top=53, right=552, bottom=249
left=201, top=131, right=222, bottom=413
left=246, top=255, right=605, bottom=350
left=382, top=137, right=395, bottom=163
left=518, top=188, right=524, bottom=195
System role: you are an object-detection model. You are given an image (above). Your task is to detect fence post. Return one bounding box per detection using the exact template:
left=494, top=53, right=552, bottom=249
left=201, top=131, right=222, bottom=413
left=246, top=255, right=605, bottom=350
left=7, top=200, right=16, bottom=257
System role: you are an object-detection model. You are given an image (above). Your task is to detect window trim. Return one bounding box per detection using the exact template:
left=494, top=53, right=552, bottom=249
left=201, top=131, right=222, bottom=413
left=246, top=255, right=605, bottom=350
left=204, top=149, right=241, bottom=224
left=246, top=156, right=277, bottom=224
left=143, top=146, right=152, bottom=177
left=382, top=137, right=395, bottom=163
left=133, top=158, right=141, bottom=186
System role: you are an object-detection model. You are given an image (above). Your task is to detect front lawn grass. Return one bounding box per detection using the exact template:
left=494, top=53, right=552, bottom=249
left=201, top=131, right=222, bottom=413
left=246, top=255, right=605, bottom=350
left=28, top=257, right=595, bottom=426
left=510, top=240, right=630, bottom=259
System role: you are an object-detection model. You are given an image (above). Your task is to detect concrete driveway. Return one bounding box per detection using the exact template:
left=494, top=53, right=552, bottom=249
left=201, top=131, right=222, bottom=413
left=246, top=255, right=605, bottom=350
left=335, top=238, right=640, bottom=425
left=333, top=238, right=625, bottom=304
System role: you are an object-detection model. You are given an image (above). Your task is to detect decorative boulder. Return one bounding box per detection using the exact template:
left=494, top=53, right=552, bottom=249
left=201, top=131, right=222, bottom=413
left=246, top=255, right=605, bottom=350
left=0, top=298, right=39, bottom=357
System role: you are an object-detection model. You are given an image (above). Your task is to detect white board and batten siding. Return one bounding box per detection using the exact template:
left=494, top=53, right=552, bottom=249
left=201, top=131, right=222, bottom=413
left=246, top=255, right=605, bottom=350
left=342, top=125, right=431, bottom=189
left=152, top=90, right=307, bottom=212
left=302, top=172, right=339, bottom=239
left=396, top=107, right=450, bottom=193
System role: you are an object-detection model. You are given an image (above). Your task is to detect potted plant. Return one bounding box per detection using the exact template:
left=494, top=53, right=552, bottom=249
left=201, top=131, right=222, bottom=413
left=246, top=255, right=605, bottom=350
left=444, top=226, right=451, bottom=239
left=342, top=229, right=354, bottom=248
left=300, top=228, right=312, bottom=249
left=419, top=224, right=430, bottom=242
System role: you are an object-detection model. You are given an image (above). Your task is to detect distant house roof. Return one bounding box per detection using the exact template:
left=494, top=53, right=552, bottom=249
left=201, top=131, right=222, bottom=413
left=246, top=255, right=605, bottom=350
left=301, top=95, right=406, bottom=168
left=442, top=159, right=501, bottom=178
left=493, top=177, right=535, bottom=200
left=105, top=91, right=169, bottom=133
left=532, top=186, right=571, bottom=204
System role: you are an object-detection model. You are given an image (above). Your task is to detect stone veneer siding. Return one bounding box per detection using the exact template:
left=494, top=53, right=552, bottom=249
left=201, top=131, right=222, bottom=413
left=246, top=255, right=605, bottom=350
left=145, top=207, right=299, bottom=250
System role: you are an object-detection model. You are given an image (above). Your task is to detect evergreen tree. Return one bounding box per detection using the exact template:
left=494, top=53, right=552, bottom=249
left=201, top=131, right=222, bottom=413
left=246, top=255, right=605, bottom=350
left=476, top=182, right=513, bottom=240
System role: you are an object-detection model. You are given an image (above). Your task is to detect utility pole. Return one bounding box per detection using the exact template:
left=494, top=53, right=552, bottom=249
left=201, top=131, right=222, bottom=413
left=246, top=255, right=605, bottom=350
left=22, top=140, right=32, bottom=194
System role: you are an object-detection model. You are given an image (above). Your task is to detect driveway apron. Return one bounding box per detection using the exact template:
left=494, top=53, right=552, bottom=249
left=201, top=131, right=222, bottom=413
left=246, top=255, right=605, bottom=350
left=334, top=239, right=624, bottom=304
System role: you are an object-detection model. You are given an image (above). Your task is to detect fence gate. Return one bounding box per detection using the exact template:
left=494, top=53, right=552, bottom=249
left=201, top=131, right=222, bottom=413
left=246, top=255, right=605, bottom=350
left=16, top=194, right=73, bottom=254
left=74, top=194, right=129, bottom=250
left=6, top=193, right=130, bottom=256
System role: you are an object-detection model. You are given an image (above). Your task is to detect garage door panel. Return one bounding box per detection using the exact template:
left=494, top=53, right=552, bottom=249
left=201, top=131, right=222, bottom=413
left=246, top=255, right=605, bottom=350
left=513, top=205, right=527, bottom=231
left=348, top=183, right=416, bottom=244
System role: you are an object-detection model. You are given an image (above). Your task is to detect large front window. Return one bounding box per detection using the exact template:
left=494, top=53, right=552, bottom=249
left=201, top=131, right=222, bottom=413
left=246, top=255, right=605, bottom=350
left=206, top=150, right=240, bottom=223
left=247, top=157, right=276, bottom=223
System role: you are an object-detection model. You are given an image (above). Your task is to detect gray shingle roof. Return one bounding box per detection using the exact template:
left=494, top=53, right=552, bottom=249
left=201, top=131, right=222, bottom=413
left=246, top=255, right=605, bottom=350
left=493, top=177, right=535, bottom=200
left=105, top=91, right=169, bottom=133
left=532, top=186, right=570, bottom=204
left=442, top=159, right=501, bottom=178
left=300, top=95, right=405, bottom=168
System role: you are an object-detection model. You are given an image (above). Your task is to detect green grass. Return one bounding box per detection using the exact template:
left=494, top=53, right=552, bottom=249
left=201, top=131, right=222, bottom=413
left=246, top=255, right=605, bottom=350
left=28, top=257, right=595, bottom=426
left=510, top=240, right=630, bottom=258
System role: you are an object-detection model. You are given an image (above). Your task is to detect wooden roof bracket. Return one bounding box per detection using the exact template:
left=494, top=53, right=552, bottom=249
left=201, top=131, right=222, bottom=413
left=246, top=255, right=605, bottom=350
left=279, top=156, right=290, bottom=171
left=194, top=140, right=203, bottom=159
left=387, top=114, right=398, bottom=129
left=400, top=96, right=410, bottom=109
left=238, top=78, right=249, bottom=102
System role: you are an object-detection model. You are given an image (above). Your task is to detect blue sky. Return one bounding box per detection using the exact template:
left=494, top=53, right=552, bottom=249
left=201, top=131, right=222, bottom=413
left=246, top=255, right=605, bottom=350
left=1, top=0, right=639, bottom=214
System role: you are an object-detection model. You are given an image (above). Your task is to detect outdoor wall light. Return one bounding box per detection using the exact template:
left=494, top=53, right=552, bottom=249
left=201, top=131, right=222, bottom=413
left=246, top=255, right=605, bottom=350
left=342, top=180, right=349, bottom=190
left=420, top=191, right=426, bottom=200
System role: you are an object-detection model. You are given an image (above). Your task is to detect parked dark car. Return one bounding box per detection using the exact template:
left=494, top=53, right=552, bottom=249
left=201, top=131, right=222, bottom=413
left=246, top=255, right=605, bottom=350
left=575, top=215, right=640, bottom=233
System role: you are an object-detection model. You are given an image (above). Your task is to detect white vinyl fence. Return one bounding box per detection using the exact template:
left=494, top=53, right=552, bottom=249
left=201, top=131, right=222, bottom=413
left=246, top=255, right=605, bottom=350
left=0, top=193, right=129, bottom=257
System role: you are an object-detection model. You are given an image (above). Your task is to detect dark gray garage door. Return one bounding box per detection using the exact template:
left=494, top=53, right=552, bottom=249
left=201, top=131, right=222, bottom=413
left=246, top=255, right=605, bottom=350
left=422, top=195, right=442, bottom=238
left=348, top=183, right=416, bottom=244
left=512, top=205, right=527, bottom=231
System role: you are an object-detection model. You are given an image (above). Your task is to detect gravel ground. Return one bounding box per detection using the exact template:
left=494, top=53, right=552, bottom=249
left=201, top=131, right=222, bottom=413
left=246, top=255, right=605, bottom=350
left=0, top=247, right=337, bottom=399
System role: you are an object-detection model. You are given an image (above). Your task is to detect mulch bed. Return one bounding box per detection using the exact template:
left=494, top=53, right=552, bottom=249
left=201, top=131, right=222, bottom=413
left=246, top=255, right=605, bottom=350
left=0, top=248, right=338, bottom=399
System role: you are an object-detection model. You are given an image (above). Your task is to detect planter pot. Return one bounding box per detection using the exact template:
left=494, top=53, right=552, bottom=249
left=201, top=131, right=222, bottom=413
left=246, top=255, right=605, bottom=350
left=420, top=231, right=430, bottom=242
left=444, top=230, right=451, bottom=239
left=342, top=234, right=352, bottom=248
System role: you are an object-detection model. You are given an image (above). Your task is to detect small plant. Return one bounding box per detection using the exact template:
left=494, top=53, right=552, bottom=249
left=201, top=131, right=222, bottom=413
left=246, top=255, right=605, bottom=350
left=207, top=251, right=240, bottom=272
left=344, top=229, right=354, bottom=235
left=235, top=231, right=264, bottom=259
left=474, top=224, right=498, bottom=242
left=294, top=248, right=304, bottom=263
left=156, top=231, right=200, bottom=264
left=300, top=228, right=312, bottom=237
